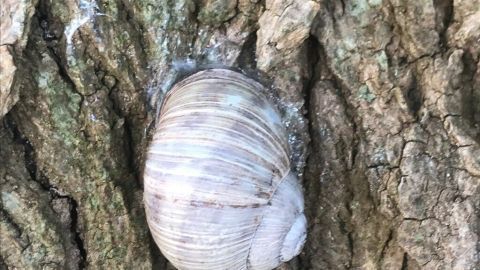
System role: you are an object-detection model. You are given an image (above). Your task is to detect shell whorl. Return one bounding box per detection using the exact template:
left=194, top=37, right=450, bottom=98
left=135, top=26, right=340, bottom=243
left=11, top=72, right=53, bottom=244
left=247, top=172, right=307, bottom=269
left=144, top=69, right=306, bottom=270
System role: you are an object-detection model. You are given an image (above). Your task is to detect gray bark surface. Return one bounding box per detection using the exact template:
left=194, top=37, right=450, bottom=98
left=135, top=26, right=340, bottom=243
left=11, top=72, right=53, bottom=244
left=1, top=0, right=479, bottom=269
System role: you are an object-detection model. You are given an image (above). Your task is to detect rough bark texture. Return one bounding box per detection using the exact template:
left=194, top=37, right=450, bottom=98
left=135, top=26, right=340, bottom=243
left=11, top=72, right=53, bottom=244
left=0, top=0, right=479, bottom=269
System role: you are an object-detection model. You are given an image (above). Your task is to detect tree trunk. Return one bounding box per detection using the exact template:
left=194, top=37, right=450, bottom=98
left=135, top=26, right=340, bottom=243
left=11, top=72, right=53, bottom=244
left=1, top=0, right=479, bottom=269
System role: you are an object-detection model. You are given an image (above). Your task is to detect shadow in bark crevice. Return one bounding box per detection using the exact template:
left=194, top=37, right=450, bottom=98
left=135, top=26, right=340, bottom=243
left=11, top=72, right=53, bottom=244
left=459, top=51, right=480, bottom=143
left=237, top=31, right=258, bottom=73
left=433, top=0, right=454, bottom=50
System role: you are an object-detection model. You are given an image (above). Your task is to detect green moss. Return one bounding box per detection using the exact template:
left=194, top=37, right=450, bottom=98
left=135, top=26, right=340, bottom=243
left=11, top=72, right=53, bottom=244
left=36, top=70, right=82, bottom=147
left=88, top=195, right=100, bottom=211
left=137, top=0, right=194, bottom=30
left=109, top=190, right=125, bottom=213
left=0, top=174, right=66, bottom=267
left=343, top=36, right=357, bottom=51
left=137, top=1, right=165, bottom=26
left=376, top=50, right=388, bottom=71
left=99, top=1, right=119, bottom=18
left=350, top=201, right=360, bottom=210
left=115, top=31, right=131, bottom=48
left=1, top=192, right=21, bottom=211
left=50, top=2, right=71, bottom=23
left=358, top=85, right=376, bottom=102
left=7, top=4, right=154, bottom=267
left=108, top=246, right=127, bottom=259
left=335, top=47, right=347, bottom=60
left=368, top=0, right=383, bottom=6
left=198, top=0, right=236, bottom=26
left=414, top=233, right=424, bottom=243
left=350, top=0, right=369, bottom=17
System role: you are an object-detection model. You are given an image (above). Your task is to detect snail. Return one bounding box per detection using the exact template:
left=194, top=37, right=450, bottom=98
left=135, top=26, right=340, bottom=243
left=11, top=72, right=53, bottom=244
left=144, top=69, right=307, bottom=270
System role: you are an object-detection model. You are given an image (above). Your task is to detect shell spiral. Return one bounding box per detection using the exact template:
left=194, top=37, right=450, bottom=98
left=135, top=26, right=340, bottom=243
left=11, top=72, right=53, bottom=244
left=144, top=69, right=307, bottom=270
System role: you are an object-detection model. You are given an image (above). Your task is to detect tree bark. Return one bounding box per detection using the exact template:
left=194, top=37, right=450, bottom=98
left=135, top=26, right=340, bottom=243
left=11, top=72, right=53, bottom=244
left=1, top=0, right=479, bottom=269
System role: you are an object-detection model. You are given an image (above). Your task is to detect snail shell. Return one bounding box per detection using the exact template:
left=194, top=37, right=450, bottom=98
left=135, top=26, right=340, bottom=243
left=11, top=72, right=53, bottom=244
left=144, top=69, right=307, bottom=270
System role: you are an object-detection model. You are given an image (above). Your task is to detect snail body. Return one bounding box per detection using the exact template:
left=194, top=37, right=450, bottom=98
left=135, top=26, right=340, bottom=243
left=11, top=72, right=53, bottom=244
left=144, top=69, right=306, bottom=270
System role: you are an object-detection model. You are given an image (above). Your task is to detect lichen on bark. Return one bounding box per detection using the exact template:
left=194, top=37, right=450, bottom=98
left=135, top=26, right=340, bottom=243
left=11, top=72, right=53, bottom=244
left=0, top=0, right=479, bottom=269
